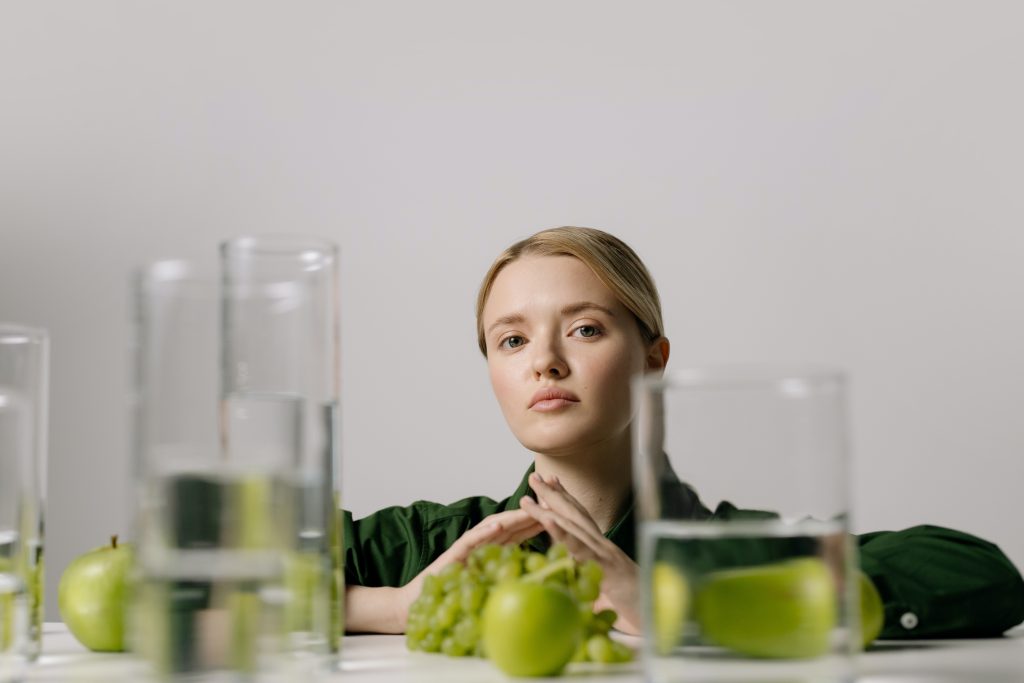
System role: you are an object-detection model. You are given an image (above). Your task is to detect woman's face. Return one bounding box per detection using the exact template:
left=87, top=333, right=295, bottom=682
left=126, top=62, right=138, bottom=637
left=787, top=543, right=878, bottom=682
left=482, top=255, right=663, bottom=456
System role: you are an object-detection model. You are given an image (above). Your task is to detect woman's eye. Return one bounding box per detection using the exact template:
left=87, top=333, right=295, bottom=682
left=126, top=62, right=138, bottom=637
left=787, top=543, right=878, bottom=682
left=501, top=336, right=525, bottom=349
left=574, top=325, right=601, bottom=339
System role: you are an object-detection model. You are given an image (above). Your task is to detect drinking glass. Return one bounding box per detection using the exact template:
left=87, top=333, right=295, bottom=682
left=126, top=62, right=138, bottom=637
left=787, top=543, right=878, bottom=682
left=220, top=236, right=342, bottom=667
left=633, top=366, right=857, bottom=683
left=0, top=324, right=47, bottom=682
left=131, top=261, right=296, bottom=681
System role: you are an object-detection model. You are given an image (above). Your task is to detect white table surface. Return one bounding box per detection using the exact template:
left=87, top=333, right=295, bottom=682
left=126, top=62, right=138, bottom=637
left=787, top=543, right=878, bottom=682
left=23, top=622, right=1024, bottom=682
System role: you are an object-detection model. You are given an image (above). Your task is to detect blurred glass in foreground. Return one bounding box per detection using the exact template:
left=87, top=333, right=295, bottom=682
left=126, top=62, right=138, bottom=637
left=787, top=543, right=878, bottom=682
left=0, top=324, right=47, bottom=683
left=132, top=261, right=296, bottom=681
left=221, top=236, right=342, bottom=668
left=633, top=366, right=858, bottom=683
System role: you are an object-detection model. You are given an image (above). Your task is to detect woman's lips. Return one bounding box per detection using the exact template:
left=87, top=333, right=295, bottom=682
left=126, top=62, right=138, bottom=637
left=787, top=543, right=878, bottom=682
left=529, top=388, right=580, bottom=412
left=530, top=398, right=578, bottom=412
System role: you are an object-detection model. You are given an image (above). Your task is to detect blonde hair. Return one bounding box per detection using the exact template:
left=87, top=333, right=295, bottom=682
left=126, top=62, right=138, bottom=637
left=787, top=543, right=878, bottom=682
left=476, top=227, right=664, bottom=356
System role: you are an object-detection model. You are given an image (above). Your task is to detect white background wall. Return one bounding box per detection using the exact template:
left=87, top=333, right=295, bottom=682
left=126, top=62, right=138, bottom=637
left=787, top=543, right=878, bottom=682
left=2, top=1, right=1022, bottom=621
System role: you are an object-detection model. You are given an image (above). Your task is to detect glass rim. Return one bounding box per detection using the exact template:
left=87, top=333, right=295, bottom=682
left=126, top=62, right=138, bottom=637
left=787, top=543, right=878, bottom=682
left=0, top=323, right=49, bottom=345
left=220, top=234, right=339, bottom=258
left=636, top=364, right=845, bottom=392
left=136, top=259, right=216, bottom=284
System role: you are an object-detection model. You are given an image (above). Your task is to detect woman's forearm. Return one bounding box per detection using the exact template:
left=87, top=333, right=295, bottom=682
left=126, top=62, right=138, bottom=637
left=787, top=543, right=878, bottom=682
left=345, top=585, right=407, bottom=634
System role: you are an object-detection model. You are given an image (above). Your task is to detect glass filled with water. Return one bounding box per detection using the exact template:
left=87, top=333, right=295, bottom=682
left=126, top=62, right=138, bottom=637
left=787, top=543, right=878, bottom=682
left=220, top=236, right=342, bottom=668
left=132, top=261, right=299, bottom=681
left=0, top=324, right=47, bottom=682
left=633, top=366, right=857, bottom=683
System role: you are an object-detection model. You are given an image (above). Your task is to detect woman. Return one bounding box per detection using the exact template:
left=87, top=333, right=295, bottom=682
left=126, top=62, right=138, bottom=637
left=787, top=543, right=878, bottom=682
left=343, top=227, right=1024, bottom=639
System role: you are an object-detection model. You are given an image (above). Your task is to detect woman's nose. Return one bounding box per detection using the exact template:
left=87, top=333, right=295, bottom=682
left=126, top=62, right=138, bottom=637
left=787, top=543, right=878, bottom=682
left=531, top=340, right=569, bottom=379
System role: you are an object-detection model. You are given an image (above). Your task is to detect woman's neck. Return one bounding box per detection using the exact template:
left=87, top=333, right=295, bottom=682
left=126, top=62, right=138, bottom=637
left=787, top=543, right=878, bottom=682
left=532, top=429, right=634, bottom=534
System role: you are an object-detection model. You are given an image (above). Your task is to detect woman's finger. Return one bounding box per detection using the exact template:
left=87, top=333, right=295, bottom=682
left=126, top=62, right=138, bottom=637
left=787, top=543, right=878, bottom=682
left=529, top=473, right=602, bottom=535
left=534, top=472, right=587, bottom=513
left=542, top=474, right=593, bottom=519
left=521, top=501, right=576, bottom=551
left=520, top=496, right=601, bottom=561
left=491, top=511, right=545, bottom=542
left=439, top=510, right=539, bottom=565
left=529, top=484, right=606, bottom=548
left=492, top=519, right=544, bottom=546
left=471, top=510, right=537, bottom=541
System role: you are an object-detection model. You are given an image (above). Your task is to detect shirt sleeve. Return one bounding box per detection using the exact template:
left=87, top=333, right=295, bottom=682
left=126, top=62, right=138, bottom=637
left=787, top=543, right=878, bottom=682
left=708, top=496, right=1024, bottom=638
left=342, top=495, right=505, bottom=588
left=858, top=525, right=1024, bottom=639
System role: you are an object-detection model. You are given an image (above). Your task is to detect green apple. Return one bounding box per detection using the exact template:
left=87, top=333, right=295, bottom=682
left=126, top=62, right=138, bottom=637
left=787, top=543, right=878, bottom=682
left=1, top=554, right=43, bottom=651
left=482, top=581, right=583, bottom=677
left=58, top=535, right=133, bottom=652
left=236, top=475, right=274, bottom=549
left=228, top=589, right=260, bottom=673
left=858, top=570, right=884, bottom=648
left=0, top=557, right=13, bottom=650
left=695, top=557, right=837, bottom=659
left=652, top=561, right=690, bottom=654
left=284, top=550, right=323, bottom=633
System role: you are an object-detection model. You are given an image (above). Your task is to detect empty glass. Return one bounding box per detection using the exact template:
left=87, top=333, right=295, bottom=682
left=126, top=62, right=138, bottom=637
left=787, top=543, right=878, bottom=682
left=633, top=366, right=857, bottom=683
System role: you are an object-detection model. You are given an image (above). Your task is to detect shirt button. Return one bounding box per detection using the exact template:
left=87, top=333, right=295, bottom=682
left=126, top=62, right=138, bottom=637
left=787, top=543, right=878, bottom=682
left=900, top=612, right=919, bottom=630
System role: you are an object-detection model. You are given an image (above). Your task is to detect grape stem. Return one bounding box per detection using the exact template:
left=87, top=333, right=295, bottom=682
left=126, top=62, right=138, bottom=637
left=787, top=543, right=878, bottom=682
left=521, top=557, right=575, bottom=585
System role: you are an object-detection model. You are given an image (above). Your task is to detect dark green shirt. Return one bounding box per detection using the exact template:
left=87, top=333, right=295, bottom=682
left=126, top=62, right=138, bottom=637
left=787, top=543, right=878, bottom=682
left=343, top=465, right=1024, bottom=639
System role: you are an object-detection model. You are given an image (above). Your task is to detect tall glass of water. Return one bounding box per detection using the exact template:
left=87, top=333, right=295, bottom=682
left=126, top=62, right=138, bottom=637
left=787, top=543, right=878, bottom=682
left=220, top=236, right=342, bottom=668
left=132, top=262, right=295, bottom=680
left=0, top=324, right=47, bottom=680
left=633, top=366, right=857, bottom=683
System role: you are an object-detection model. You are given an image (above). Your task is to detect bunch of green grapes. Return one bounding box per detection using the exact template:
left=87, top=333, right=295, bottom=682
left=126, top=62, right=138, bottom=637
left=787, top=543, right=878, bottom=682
left=405, top=543, right=633, bottom=664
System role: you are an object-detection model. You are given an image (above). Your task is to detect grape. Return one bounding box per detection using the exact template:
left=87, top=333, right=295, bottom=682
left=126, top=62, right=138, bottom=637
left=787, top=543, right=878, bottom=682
left=547, top=544, right=570, bottom=562
left=586, top=633, right=615, bottom=663
left=419, top=630, right=441, bottom=653
left=575, top=576, right=600, bottom=602
left=452, top=614, right=479, bottom=649
left=494, top=560, right=522, bottom=582
left=406, top=613, right=429, bottom=641
left=405, top=541, right=634, bottom=669
left=459, top=582, right=485, bottom=613
left=482, top=558, right=500, bottom=579
left=433, top=593, right=459, bottom=630
left=525, top=552, right=547, bottom=573
left=578, top=559, right=603, bottom=586
left=610, top=640, right=634, bottom=663
left=441, top=635, right=470, bottom=657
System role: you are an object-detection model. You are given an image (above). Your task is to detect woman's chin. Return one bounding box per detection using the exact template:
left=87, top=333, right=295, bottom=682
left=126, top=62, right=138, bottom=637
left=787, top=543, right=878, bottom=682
left=517, top=428, right=606, bottom=458
left=513, top=416, right=632, bottom=460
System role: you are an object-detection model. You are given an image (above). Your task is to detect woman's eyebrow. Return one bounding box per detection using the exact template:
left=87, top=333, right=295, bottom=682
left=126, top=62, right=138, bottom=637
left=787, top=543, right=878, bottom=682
left=487, top=313, right=525, bottom=335
left=561, top=301, right=616, bottom=318
left=487, top=302, right=614, bottom=335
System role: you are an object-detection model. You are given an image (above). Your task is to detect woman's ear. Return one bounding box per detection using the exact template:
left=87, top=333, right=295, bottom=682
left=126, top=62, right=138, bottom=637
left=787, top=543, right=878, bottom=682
left=645, top=337, right=670, bottom=373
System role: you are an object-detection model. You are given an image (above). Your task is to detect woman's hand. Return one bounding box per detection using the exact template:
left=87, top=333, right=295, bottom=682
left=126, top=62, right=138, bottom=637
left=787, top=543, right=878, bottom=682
left=391, top=509, right=544, bottom=632
left=519, top=472, right=642, bottom=635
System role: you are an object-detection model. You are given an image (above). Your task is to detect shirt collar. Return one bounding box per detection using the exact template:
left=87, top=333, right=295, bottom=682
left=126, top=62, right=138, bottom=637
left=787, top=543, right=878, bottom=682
left=506, top=462, right=537, bottom=512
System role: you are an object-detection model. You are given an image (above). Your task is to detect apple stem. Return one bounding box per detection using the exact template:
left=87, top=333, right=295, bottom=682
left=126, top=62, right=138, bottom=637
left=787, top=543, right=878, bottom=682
left=111, top=535, right=118, bottom=549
